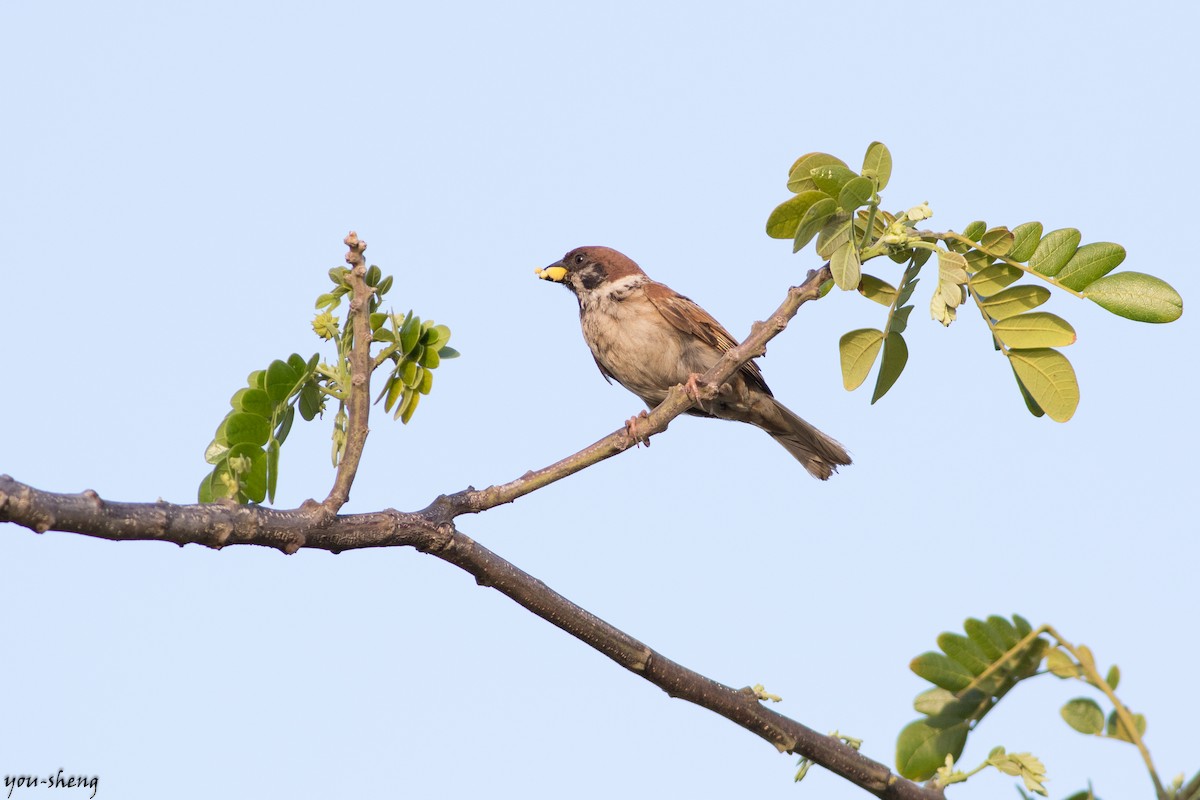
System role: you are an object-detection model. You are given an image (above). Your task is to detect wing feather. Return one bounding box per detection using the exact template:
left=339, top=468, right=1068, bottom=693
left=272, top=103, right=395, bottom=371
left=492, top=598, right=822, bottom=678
left=642, top=282, right=772, bottom=396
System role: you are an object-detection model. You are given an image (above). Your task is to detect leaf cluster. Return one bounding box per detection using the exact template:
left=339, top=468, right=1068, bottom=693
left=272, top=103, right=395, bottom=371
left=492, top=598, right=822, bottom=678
left=199, top=353, right=320, bottom=504
left=897, top=614, right=1047, bottom=784
left=897, top=615, right=1188, bottom=800
left=198, top=262, right=458, bottom=503
left=767, top=142, right=1183, bottom=422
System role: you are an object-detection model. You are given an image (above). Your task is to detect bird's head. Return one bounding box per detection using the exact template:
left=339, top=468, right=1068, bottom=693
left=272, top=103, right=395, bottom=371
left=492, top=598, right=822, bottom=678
left=536, top=246, right=645, bottom=296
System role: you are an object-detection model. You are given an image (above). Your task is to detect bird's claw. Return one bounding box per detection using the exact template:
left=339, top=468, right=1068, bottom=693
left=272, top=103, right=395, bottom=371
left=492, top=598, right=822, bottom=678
left=625, top=410, right=651, bottom=447
left=683, top=373, right=705, bottom=403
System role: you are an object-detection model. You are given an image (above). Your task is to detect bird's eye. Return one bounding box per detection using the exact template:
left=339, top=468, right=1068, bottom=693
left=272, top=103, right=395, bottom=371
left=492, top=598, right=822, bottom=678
left=574, top=254, right=584, bottom=264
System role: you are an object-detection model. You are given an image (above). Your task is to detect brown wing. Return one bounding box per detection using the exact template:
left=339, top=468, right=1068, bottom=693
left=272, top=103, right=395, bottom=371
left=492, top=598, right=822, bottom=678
left=642, top=281, right=772, bottom=396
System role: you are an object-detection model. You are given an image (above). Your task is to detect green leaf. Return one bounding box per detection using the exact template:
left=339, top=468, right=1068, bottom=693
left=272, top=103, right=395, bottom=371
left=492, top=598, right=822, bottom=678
left=198, top=472, right=215, bottom=503
left=889, top=305, right=914, bottom=335
left=400, top=359, right=419, bottom=387
left=265, top=359, right=300, bottom=405
left=1061, top=698, right=1105, bottom=735
left=419, top=367, right=434, bottom=395
left=1009, top=222, right=1044, bottom=262
left=1030, top=228, right=1081, bottom=276
left=266, top=438, right=280, bottom=504
left=298, top=380, right=322, bottom=421
left=1056, top=242, right=1126, bottom=291
left=964, top=249, right=993, bottom=274
left=287, top=353, right=308, bottom=375
left=222, top=412, right=271, bottom=446
left=420, top=347, right=441, bottom=369
left=963, top=617, right=1006, bottom=660
left=980, top=285, right=1051, bottom=320
left=830, top=241, right=861, bottom=291
left=911, top=652, right=973, bottom=692
left=384, top=374, right=405, bottom=412
left=204, top=440, right=229, bottom=465
left=962, top=220, right=987, bottom=242
left=838, top=176, right=874, bottom=211
left=274, top=404, right=295, bottom=446
left=858, top=275, right=897, bottom=306
left=1083, top=271, right=1184, bottom=323
left=328, top=266, right=349, bottom=286
left=400, top=388, right=421, bottom=423
left=862, top=141, right=892, bottom=191
left=980, top=227, right=1015, bottom=256
left=231, top=388, right=272, bottom=418
left=226, top=443, right=267, bottom=504
left=810, top=164, right=859, bottom=198
left=1106, top=709, right=1146, bottom=742
left=787, top=152, right=848, bottom=192
left=871, top=331, right=908, bottom=403
left=1046, top=648, right=1079, bottom=678
left=816, top=212, right=853, bottom=259
left=400, top=312, right=421, bottom=354
left=896, top=276, right=920, bottom=307
left=1012, top=364, right=1046, bottom=418
left=1008, top=349, right=1078, bottom=422
left=793, top=198, right=837, bottom=252
left=985, top=615, right=1020, bottom=649
left=937, top=633, right=991, bottom=675
left=896, top=718, right=969, bottom=781
left=839, top=329, right=884, bottom=391
left=766, top=190, right=829, bottom=239
left=913, top=687, right=959, bottom=716
left=993, top=313, right=1077, bottom=348
left=438, top=346, right=461, bottom=359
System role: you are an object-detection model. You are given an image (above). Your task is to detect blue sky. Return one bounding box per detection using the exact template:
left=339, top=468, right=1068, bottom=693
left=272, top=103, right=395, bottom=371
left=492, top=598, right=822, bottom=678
left=2, top=2, right=1196, bottom=799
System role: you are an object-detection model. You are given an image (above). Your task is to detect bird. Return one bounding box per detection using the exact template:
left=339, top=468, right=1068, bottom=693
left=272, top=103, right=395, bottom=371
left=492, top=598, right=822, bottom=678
left=536, top=245, right=851, bottom=479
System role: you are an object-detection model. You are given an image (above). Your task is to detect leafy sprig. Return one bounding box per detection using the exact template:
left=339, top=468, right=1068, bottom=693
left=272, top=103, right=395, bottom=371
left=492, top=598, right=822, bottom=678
left=767, top=142, right=1183, bottom=421
left=897, top=614, right=1191, bottom=800
left=198, top=261, right=457, bottom=504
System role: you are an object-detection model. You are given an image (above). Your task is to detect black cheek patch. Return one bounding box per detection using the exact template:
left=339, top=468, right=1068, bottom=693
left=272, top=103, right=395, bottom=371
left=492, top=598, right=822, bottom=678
left=578, top=264, right=606, bottom=290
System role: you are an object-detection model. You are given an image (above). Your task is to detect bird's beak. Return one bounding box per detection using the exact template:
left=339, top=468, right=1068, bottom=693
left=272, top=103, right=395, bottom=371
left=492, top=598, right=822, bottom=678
left=535, top=262, right=568, bottom=282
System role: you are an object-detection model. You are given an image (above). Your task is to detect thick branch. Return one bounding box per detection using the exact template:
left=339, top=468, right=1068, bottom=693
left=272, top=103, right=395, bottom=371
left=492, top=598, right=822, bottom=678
left=0, top=257, right=939, bottom=798
left=424, top=264, right=834, bottom=522
left=0, top=475, right=937, bottom=800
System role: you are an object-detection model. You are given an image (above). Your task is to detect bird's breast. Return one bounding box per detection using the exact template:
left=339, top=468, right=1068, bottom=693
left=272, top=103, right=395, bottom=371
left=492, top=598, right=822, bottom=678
left=579, top=286, right=716, bottom=407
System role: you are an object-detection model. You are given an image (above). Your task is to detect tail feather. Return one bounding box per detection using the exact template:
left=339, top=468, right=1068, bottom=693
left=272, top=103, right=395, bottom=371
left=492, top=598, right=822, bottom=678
left=756, top=398, right=851, bottom=480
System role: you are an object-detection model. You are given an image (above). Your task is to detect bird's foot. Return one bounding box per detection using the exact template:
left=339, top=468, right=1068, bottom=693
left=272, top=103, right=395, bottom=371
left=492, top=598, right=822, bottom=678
left=683, top=373, right=712, bottom=411
left=624, top=410, right=651, bottom=447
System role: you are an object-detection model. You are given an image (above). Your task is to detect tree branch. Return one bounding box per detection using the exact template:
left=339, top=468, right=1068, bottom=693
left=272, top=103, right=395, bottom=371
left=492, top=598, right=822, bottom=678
left=423, top=263, right=834, bottom=522
left=0, top=474, right=937, bottom=800
left=0, top=259, right=942, bottom=799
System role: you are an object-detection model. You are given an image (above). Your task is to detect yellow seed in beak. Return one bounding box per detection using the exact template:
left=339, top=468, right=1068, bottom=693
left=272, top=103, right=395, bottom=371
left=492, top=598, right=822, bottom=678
left=536, top=266, right=568, bottom=282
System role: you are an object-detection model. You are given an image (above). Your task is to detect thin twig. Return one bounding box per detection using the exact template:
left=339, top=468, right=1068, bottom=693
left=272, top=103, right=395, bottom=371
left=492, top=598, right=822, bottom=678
left=424, top=264, right=834, bottom=521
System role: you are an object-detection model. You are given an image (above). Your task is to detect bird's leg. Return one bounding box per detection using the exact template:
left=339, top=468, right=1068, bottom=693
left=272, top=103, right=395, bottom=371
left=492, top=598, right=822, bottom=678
left=683, top=373, right=710, bottom=412
left=624, top=410, right=651, bottom=447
